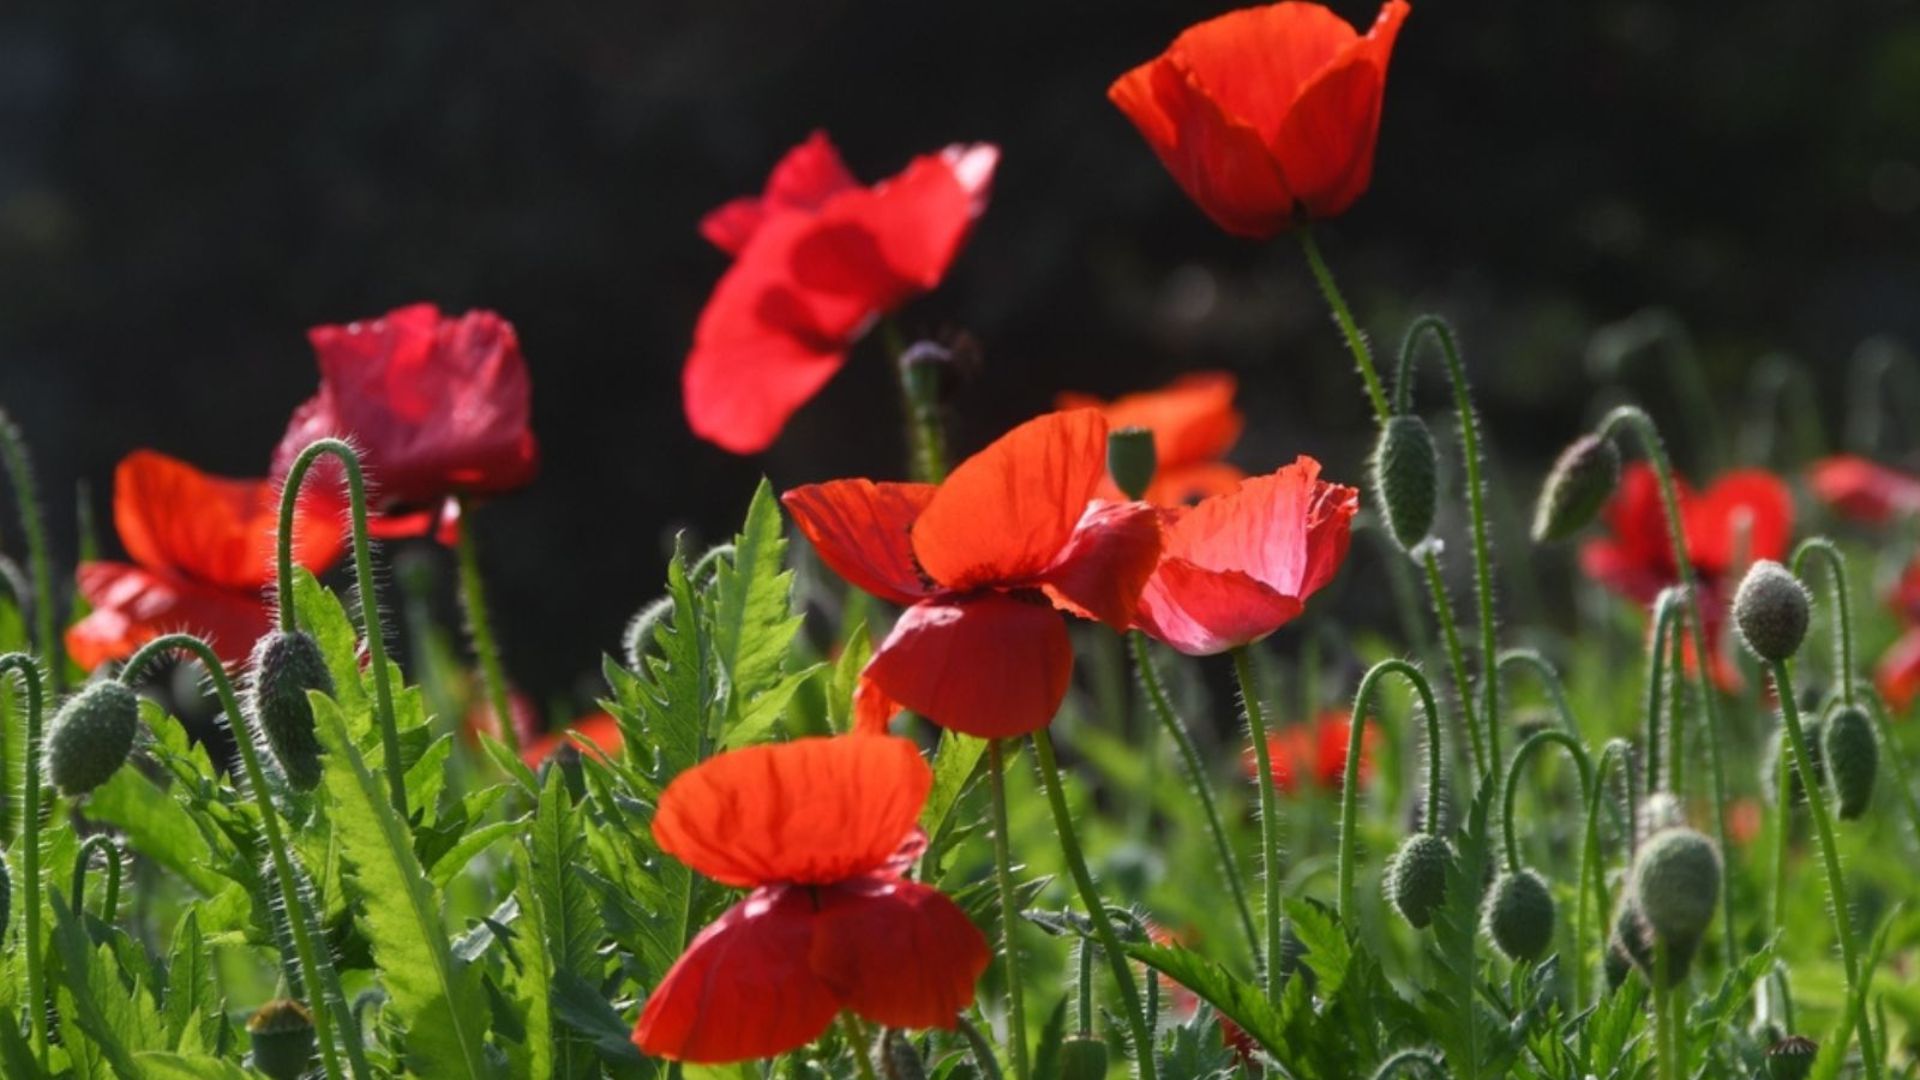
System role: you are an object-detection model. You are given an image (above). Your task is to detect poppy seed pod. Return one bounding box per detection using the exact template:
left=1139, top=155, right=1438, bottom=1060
left=247, top=630, right=334, bottom=791
left=44, top=681, right=140, bottom=797
left=1106, top=426, right=1158, bottom=502
left=1531, top=433, right=1621, bottom=543
left=1059, top=1036, right=1109, bottom=1080
left=1764, top=716, right=1826, bottom=806
left=1822, top=705, right=1878, bottom=820
left=1483, top=869, right=1554, bottom=963
left=1733, top=560, right=1811, bottom=663
left=1630, top=827, right=1721, bottom=946
left=1765, top=1036, right=1818, bottom=1080
left=247, top=999, right=316, bottom=1080
left=1371, top=415, right=1438, bottom=550
left=1384, top=833, right=1450, bottom=930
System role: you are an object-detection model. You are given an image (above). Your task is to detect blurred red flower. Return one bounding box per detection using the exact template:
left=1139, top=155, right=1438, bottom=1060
left=784, top=410, right=1161, bottom=738
left=460, top=684, right=544, bottom=750
left=1109, top=1, right=1410, bottom=238
left=1876, top=558, right=1920, bottom=713
left=1134, top=456, right=1357, bottom=656
left=68, top=450, right=345, bottom=669
left=519, top=711, right=624, bottom=767
left=633, top=735, right=988, bottom=1063
left=1808, top=455, right=1920, bottom=525
left=1580, top=462, right=1793, bottom=689
left=1243, top=709, right=1376, bottom=794
left=685, top=132, right=998, bottom=454
left=273, top=303, right=537, bottom=544
left=1056, top=372, right=1246, bottom=506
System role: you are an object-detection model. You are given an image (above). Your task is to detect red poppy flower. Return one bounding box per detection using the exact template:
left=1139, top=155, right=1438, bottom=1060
left=1056, top=372, right=1247, bottom=506
left=1134, top=456, right=1356, bottom=657
left=633, top=735, right=989, bottom=1063
left=1242, top=709, right=1375, bottom=794
left=783, top=410, right=1162, bottom=738
left=272, top=303, right=537, bottom=541
left=459, top=684, right=544, bottom=750
left=685, top=132, right=999, bottom=454
left=1875, top=558, right=1920, bottom=713
left=67, top=451, right=346, bottom=669
left=1580, top=462, right=1793, bottom=689
left=1109, top=1, right=1410, bottom=238
left=1808, top=455, right=1920, bottom=525
left=519, top=712, right=624, bottom=767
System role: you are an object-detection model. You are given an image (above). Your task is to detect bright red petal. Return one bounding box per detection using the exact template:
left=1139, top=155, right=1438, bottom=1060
left=1685, top=469, right=1794, bottom=575
left=1160, top=457, right=1358, bottom=600
left=1038, top=500, right=1163, bottom=628
left=1144, top=462, right=1248, bottom=508
left=1270, top=2, right=1406, bottom=218
left=865, top=594, right=1073, bottom=738
left=651, top=735, right=931, bottom=888
left=810, top=877, right=990, bottom=1030
left=67, top=562, right=273, bottom=670
left=781, top=480, right=936, bottom=605
left=1057, top=372, right=1244, bottom=472
left=1135, top=558, right=1303, bottom=656
left=1163, top=3, right=1359, bottom=139
left=1587, top=462, right=1682, bottom=597
left=1878, top=629, right=1920, bottom=714
left=851, top=674, right=902, bottom=735
left=700, top=131, right=858, bottom=256
left=114, top=450, right=342, bottom=590
left=1809, top=455, right=1920, bottom=524
left=519, top=711, right=623, bottom=767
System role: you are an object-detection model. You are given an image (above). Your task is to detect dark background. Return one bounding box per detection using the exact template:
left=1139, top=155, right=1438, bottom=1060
left=1, top=1, right=1916, bottom=709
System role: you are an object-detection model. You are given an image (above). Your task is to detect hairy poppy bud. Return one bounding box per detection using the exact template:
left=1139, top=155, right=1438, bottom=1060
left=247, top=631, right=333, bottom=791
left=1059, top=1036, right=1109, bottom=1080
left=1733, top=561, right=1811, bottom=663
left=1107, top=426, right=1158, bottom=502
left=1764, top=716, right=1826, bottom=806
left=1531, top=434, right=1620, bottom=543
left=1602, top=933, right=1633, bottom=991
left=898, top=340, right=950, bottom=408
left=1822, top=705, right=1878, bottom=820
left=247, top=998, right=316, bottom=1080
left=1385, top=833, right=1450, bottom=930
left=1611, top=900, right=1694, bottom=986
left=1483, top=869, right=1554, bottom=963
left=44, top=681, right=140, bottom=797
left=1637, top=791, right=1687, bottom=841
left=1372, top=415, right=1438, bottom=550
left=1631, top=827, right=1720, bottom=947
left=1765, top=1036, right=1817, bottom=1080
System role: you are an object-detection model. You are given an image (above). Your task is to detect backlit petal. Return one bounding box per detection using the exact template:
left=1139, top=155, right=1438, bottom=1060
left=1685, top=469, right=1794, bottom=575
left=1160, top=457, right=1357, bottom=599
left=1809, top=455, right=1920, bottom=524
left=67, top=562, right=273, bottom=670
left=1270, top=2, right=1406, bottom=218
left=1878, top=629, right=1920, bottom=714
left=700, top=131, right=859, bottom=255
left=1135, top=558, right=1303, bottom=656
left=782, top=480, right=936, bottom=605
left=1056, top=372, right=1243, bottom=471
left=1037, top=500, right=1162, bottom=628
left=865, top=594, right=1073, bottom=738
left=115, top=450, right=343, bottom=590
left=1165, top=2, right=1359, bottom=139
left=810, top=877, right=990, bottom=1030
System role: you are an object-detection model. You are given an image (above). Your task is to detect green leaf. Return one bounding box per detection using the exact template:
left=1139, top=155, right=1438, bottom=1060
left=1283, top=898, right=1353, bottom=1002
left=531, top=769, right=605, bottom=1078
left=1032, top=997, right=1069, bottom=1080
left=50, top=890, right=164, bottom=1079
left=160, top=909, right=221, bottom=1053
left=921, top=730, right=989, bottom=871
left=1424, top=778, right=1516, bottom=1080
left=712, top=479, right=806, bottom=748
left=827, top=621, right=873, bottom=734
left=552, top=970, right=649, bottom=1074
left=1125, top=944, right=1290, bottom=1059
left=428, top=818, right=525, bottom=888
left=291, top=567, right=369, bottom=718
left=0, top=1013, right=40, bottom=1080
left=508, top=846, right=556, bottom=1080
left=132, top=1053, right=253, bottom=1080
left=85, top=766, right=224, bottom=896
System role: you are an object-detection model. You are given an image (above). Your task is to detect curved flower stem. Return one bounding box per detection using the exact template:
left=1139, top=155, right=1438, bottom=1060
left=1598, top=405, right=1736, bottom=955
left=1495, top=650, right=1577, bottom=734
left=1769, top=730, right=1793, bottom=940
left=1791, top=539, right=1857, bottom=709
left=1130, top=632, right=1259, bottom=960
left=454, top=496, right=519, bottom=757
left=1029, top=730, right=1157, bottom=1080
left=1, top=654, right=48, bottom=1064
left=71, top=833, right=124, bottom=920
left=0, top=411, right=61, bottom=692
left=121, top=634, right=350, bottom=1080
left=1231, top=647, right=1285, bottom=1004
left=986, top=740, right=1030, bottom=1080
left=1419, top=547, right=1484, bottom=781
left=1396, top=316, right=1502, bottom=771
left=1340, top=659, right=1443, bottom=922
left=1583, top=739, right=1632, bottom=1012
left=1642, top=589, right=1685, bottom=796
left=888, top=326, right=950, bottom=485
left=1501, top=731, right=1595, bottom=998
left=1298, top=227, right=1391, bottom=425
left=277, top=439, right=406, bottom=817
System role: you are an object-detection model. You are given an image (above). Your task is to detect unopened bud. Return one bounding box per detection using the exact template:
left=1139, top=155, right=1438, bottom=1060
left=44, top=681, right=140, bottom=797
left=1823, top=705, right=1878, bottom=820
left=248, top=998, right=316, bottom=1080
left=1733, top=561, right=1810, bottom=663
left=1384, top=833, right=1450, bottom=930
left=1372, top=415, right=1438, bottom=550
left=1765, top=1036, right=1818, bottom=1080
left=1483, top=869, right=1554, bottom=963
left=1630, top=827, right=1721, bottom=947
left=1531, top=434, right=1620, bottom=542
left=248, top=631, right=333, bottom=791
left=1059, top=1036, right=1109, bottom=1080
left=1107, top=427, right=1158, bottom=501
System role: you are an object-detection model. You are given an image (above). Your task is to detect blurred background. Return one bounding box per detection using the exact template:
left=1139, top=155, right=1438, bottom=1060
left=1, top=0, right=1916, bottom=712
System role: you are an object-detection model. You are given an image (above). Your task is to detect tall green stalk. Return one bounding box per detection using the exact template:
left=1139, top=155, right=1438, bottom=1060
left=986, top=740, right=1030, bottom=1080
left=1499, top=730, right=1595, bottom=1001
left=1420, top=547, right=1485, bottom=780
left=1, top=654, right=48, bottom=1065
left=1339, top=659, right=1443, bottom=922
left=1231, top=647, right=1284, bottom=1004
left=1642, top=589, right=1684, bottom=796
left=454, top=497, right=519, bottom=757
left=1791, top=539, right=1856, bottom=709
left=0, top=411, right=60, bottom=692
left=1298, top=228, right=1391, bottom=424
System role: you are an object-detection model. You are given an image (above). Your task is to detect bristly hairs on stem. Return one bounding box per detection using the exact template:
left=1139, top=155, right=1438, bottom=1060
left=1418, top=542, right=1484, bottom=781
left=1340, top=658, right=1444, bottom=922
left=0, top=407, right=62, bottom=693
left=1585, top=309, right=1725, bottom=473
left=620, top=542, right=734, bottom=672
left=1642, top=588, right=1686, bottom=797
left=1297, top=227, right=1390, bottom=425
left=454, top=494, right=518, bottom=755
left=70, top=833, right=124, bottom=922
left=1791, top=538, right=1857, bottom=710
left=1, top=653, right=50, bottom=1066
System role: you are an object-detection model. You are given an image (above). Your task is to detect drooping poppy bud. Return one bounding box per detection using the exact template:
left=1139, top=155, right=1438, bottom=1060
left=44, top=681, right=140, bottom=797
left=247, top=631, right=335, bottom=792
left=1107, top=426, right=1158, bottom=502
left=1482, top=869, right=1554, bottom=963
left=1384, top=833, right=1450, bottom=930
left=1372, top=415, right=1438, bottom=550
left=1763, top=716, right=1826, bottom=807
left=1059, top=1036, right=1109, bottom=1080
left=1608, top=899, right=1691, bottom=987
left=1531, top=434, right=1621, bottom=543
left=1733, top=561, right=1811, bottom=663
left=1822, top=705, right=1878, bottom=820
left=248, top=999, right=317, bottom=1080
left=1630, top=827, right=1721, bottom=948
left=1765, top=1036, right=1818, bottom=1080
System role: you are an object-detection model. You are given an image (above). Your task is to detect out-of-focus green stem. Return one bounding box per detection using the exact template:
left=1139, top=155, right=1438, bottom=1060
left=455, top=497, right=519, bottom=757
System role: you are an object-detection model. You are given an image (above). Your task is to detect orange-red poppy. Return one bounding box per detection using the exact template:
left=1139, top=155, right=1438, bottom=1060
left=633, top=735, right=988, bottom=1063
left=685, top=132, right=998, bottom=454
left=783, top=410, right=1161, bottom=737
left=1056, top=372, right=1246, bottom=506
left=519, top=711, right=624, bottom=767
left=1134, top=456, right=1356, bottom=656
left=1808, top=455, right=1920, bottom=525
left=68, top=451, right=346, bottom=668
left=1109, top=1, right=1410, bottom=238
left=1875, top=558, right=1920, bottom=713
left=1242, top=709, right=1376, bottom=794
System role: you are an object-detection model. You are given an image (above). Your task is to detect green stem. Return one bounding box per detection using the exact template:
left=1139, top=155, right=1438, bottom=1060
left=1130, top=632, right=1260, bottom=961
left=1076, top=938, right=1096, bottom=1036
left=1495, top=650, right=1578, bottom=734
left=955, top=1013, right=1007, bottom=1080
left=1231, top=647, right=1284, bottom=1004
left=1499, top=733, right=1595, bottom=991
left=1420, top=547, right=1485, bottom=781
left=121, top=634, right=350, bottom=1080
left=986, top=741, right=1031, bottom=1080
left=454, top=497, right=519, bottom=757
left=70, top=833, right=123, bottom=920
left=1769, top=730, right=1792, bottom=939
left=277, top=439, right=406, bottom=817
left=840, top=1014, right=879, bottom=1080
left=1583, top=740, right=1631, bottom=1013
left=1653, top=943, right=1676, bottom=1080
left=1029, top=730, right=1157, bottom=1080
left=1, top=655, right=48, bottom=1065
left=1642, top=589, right=1684, bottom=796
left=892, top=332, right=949, bottom=485
left=1340, top=659, right=1443, bottom=921
left=0, top=411, right=61, bottom=692
left=1791, top=539, right=1857, bottom=710
left=1298, top=227, right=1391, bottom=425
left=1370, top=1050, right=1447, bottom=1080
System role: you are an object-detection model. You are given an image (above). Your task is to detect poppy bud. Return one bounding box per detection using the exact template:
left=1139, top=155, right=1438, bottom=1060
left=1637, top=791, right=1687, bottom=841
left=247, top=631, right=334, bottom=791
left=1630, top=827, right=1721, bottom=947
left=1610, top=899, right=1694, bottom=987
left=1822, top=705, right=1878, bottom=820
left=898, top=340, right=950, bottom=409
left=1602, top=933, right=1633, bottom=991
left=1732, top=561, right=1811, bottom=663
left=1106, top=426, right=1158, bottom=502
left=1764, top=716, right=1826, bottom=806
left=1765, top=1036, right=1817, bottom=1080
left=1482, top=869, right=1554, bottom=963
left=1059, top=1036, right=1109, bottom=1080
left=1531, top=434, right=1621, bottom=543
left=247, top=998, right=316, bottom=1080
left=1384, top=833, right=1450, bottom=930
left=1371, top=415, right=1438, bottom=550
left=44, top=681, right=140, bottom=797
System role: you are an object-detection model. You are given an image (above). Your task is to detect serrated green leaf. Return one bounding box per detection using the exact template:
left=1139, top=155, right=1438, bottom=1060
left=713, top=479, right=805, bottom=748
left=552, top=969, right=649, bottom=1074
left=85, top=765, right=224, bottom=896
left=161, top=909, right=220, bottom=1053
left=1283, top=898, right=1352, bottom=1001
left=132, top=1053, right=253, bottom=1080
left=1032, top=997, right=1069, bottom=1080
left=292, top=567, right=369, bottom=718
left=50, top=890, right=164, bottom=1078
left=531, top=770, right=604, bottom=1078
left=828, top=621, right=873, bottom=734
left=921, top=730, right=989, bottom=869
left=1125, top=944, right=1290, bottom=1059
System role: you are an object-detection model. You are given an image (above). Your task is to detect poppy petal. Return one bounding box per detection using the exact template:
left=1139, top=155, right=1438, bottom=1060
left=782, top=480, right=937, bottom=605
left=700, top=131, right=859, bottom=256
left=1809, top=455, right=1920, bottom=525
left=66, top=562, right=274, bottom=670
left=651, top=735, right=932, bottom=888
left=1163, top=2, right=1359, bottom=139
left=115, top=450, right=343, bottom=590
left=1037, top=500, right=1163, bottom=628
left=864, top=594, right=1073, bottom=738
left=1162, top=457, right=1358, bottom=600
left=1136, top=558, right=1304, bottom=656
left=1878, top=629, right=1920, bottom=714
left=852, top=674, right=902, bottom=736
left=810, top=877, right=990, bottom=1030
left=1145, top=462, right=1248, bottom=508
left=1056, top=372, right=1244, bottom=473
left=1685, top=469, right=1794, bottom=574
left=1270, top=2, right=1407, bottom=218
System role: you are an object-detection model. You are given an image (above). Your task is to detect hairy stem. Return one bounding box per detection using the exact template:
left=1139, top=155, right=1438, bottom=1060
left=1232, top=647, right=1284, bottom=1004
left=455, top=497, right=519, bottom=756
left=1341, top=659, right=1444, bottom=921
left=1299, top=227, right=1391, bottom=424
left=1, top=655, right=48, bottom=1064
left=986, top=740, right=1030, bottom=1080
left=0, top=411, right=61, bottom=692
left=1421, top=547, right=1485, bottom=780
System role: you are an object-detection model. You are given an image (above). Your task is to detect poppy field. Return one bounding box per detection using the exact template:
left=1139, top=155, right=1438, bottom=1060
left=4, top=3, right=1920, bottom=1079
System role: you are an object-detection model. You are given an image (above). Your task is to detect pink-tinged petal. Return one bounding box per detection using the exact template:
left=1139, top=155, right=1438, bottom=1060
left=1135, top=558, right=1304, bottom=656
left=781, top=481, right=936, bottom=605
left=1810, top=455, right=1920, bottom=525
left=67, top=562, right=273, bottom=670
left=1161, top=457, right=1357, bottom=599
left=788, top=145, right=998, bottom=305
left=810, top=877, right=990, bottom=1030
left=1038, top=500, right=1162, bottom=628
left=865, top=594, right=1073, bottom=738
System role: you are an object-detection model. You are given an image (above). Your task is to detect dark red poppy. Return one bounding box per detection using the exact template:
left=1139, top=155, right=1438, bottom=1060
left=1242, top=709, right=1375, bottom=795
left=1109, top=1, right=1410, bottom=238
left=633, top=735, right=989, bottom=1063
left=1057, top=372, right=1247, bottom=506
left=1580, top=462, right=1794, bottom=689
left=685, top=132, right=999, bottom=454
left=272, top=303, right=537, bottom=542
left=519, top=711, right=623, bottom=767
left=1134, top=457, right=1357, bottom=656
left=1808, top=455, right=1920, bottom=525
left=67, top=451, right=346, bottom=669
left=783, top=410, right=1162, bottom=738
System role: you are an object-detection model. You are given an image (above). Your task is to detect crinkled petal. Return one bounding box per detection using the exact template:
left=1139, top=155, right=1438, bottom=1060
left=1037, top=500, right=1162, bottom=628
left=1160, top=457, right=1357, bottom=599
left=1135, top=558, right=1304, bottom=656
left=782, top=480, right=936, bottom=605
left=865, top=594, right=1073, bottom=738
left=810, top=877, right=990, bottom=1030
